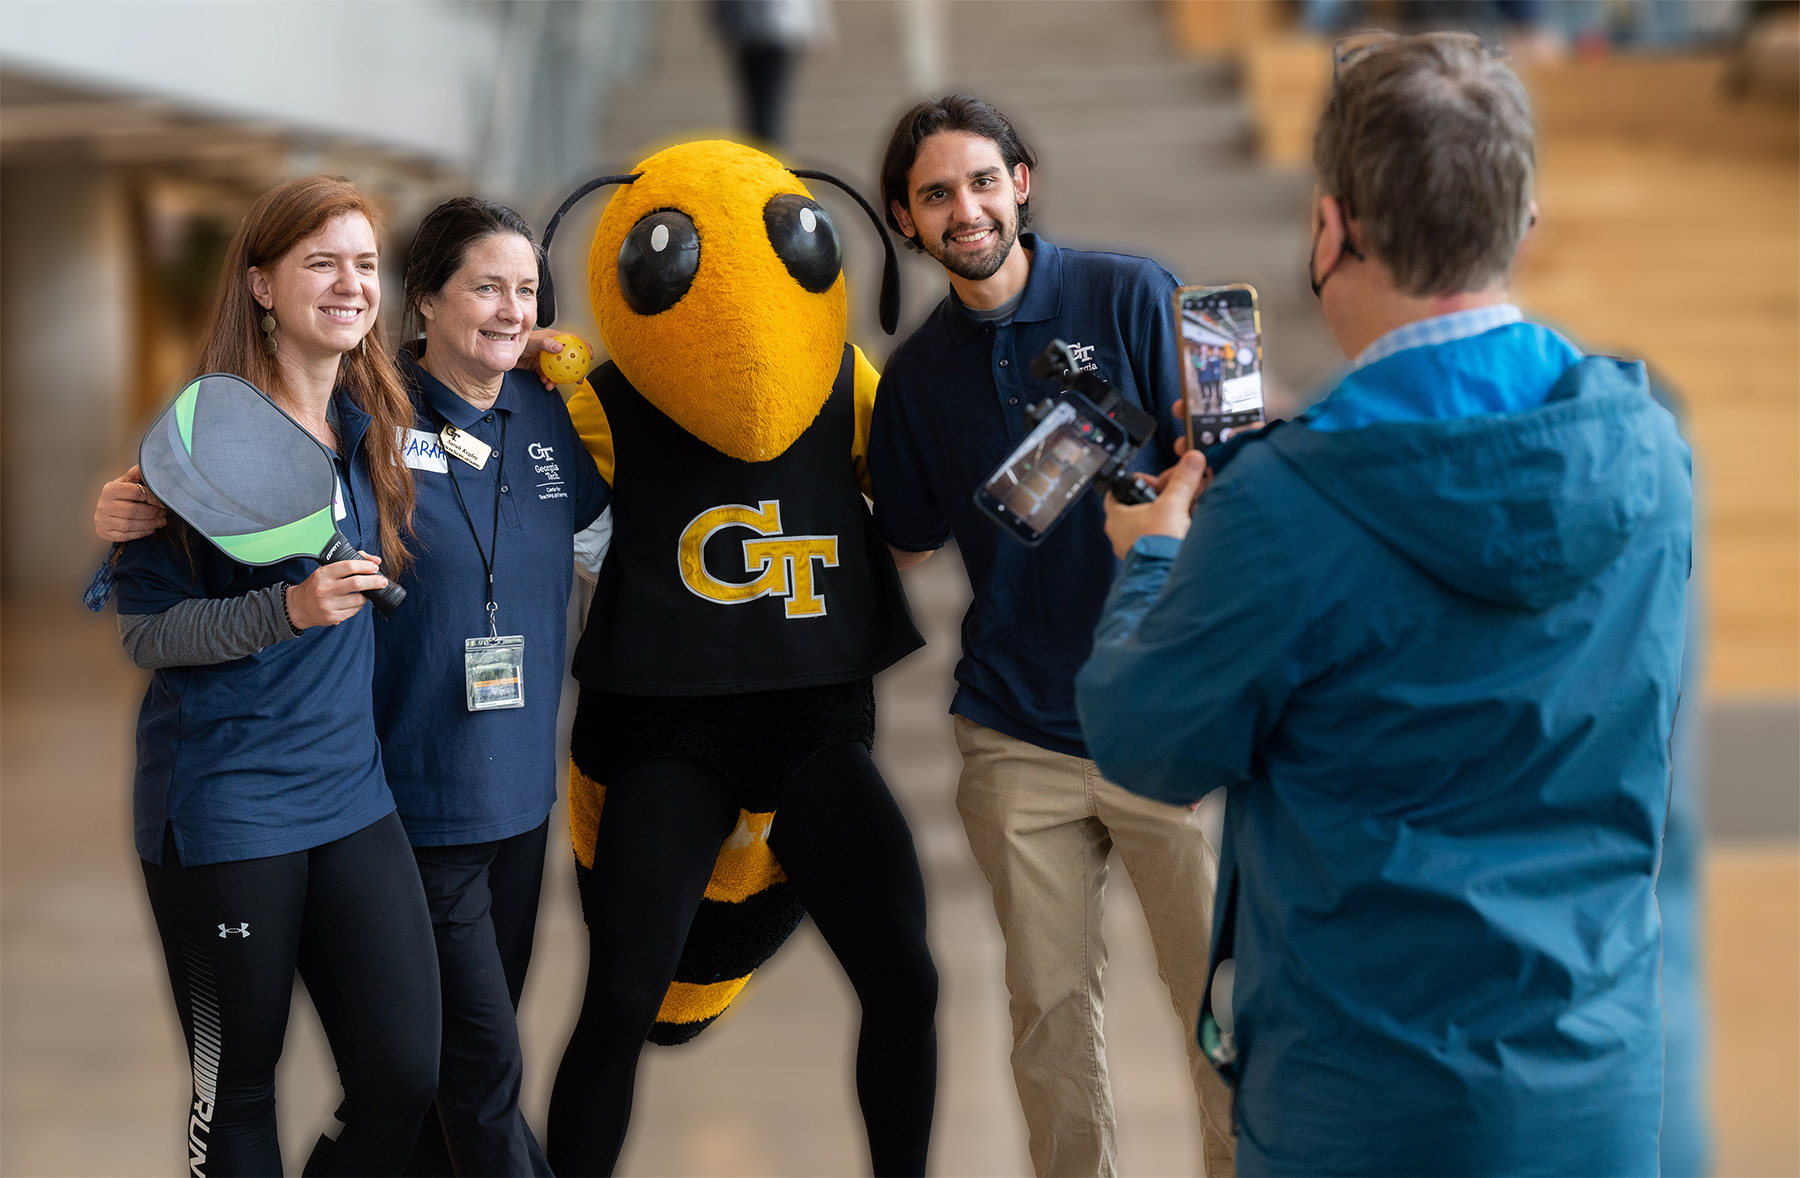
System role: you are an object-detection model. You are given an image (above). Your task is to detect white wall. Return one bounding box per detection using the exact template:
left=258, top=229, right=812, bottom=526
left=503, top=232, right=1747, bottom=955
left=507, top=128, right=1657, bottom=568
left=0, top=0, right=498, bottom=165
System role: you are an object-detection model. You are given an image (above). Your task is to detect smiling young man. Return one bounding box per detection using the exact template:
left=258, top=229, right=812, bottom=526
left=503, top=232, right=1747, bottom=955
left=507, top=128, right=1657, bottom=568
left=868, top=95, right=1235, bottom=1178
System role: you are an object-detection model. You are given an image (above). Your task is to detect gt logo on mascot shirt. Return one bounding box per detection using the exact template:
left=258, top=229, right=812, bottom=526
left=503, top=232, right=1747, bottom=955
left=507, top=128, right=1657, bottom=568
left=678, top=499, right=839, bottom=618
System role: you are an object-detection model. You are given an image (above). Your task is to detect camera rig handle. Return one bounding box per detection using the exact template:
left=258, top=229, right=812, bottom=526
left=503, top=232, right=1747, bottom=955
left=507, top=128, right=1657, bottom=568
left=1027, top=338, right=1082, bottom=382
left=1027, top=339, right=1159, bottom=506
left=1109, top=469, right=1158, bottom=506
left=1029, top=339, right=1158, bottom=447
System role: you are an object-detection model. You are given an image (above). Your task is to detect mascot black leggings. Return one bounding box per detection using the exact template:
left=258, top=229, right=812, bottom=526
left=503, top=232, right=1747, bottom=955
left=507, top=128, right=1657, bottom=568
left=547, top=741, right=939, bottom=1177
left=140, top=811, right=440, bottom=1177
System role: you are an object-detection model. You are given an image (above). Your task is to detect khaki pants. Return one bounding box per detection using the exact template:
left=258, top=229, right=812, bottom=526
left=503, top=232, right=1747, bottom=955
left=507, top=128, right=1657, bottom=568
left=954, top=717, right=1236, bottom=1178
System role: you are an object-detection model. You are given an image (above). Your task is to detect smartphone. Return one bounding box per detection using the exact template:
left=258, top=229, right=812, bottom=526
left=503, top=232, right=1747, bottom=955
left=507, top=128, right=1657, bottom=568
left=1175, top=283, right=1263, bottom=451
left=974, top=396, right=1132, bottom=546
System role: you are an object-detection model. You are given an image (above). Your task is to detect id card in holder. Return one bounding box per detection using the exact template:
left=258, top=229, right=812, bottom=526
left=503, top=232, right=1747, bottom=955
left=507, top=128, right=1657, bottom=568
left=465, top=636, right=525, bottom=710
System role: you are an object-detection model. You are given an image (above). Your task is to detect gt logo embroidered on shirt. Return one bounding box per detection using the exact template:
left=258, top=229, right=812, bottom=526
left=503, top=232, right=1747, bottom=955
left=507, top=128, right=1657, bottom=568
left=218, top=923, right=250, bottom=938
left=527, top=442, right=568, bottom=501
left=678, top=500, right=839, bottom=619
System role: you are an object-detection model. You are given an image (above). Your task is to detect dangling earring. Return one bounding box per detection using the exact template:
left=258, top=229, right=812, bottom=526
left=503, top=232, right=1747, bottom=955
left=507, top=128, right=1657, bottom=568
left=260, top=310, right=278, bottom=356
left=360, top=336, right=369, bottom=358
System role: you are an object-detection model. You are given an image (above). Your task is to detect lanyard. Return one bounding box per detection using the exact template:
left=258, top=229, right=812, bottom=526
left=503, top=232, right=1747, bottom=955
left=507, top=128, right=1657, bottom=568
left=437, top=408, right=508, bottom=638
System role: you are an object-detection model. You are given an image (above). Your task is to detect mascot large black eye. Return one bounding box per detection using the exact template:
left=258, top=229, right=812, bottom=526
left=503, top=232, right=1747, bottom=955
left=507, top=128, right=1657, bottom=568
left=617, top=210, right=700, bottom=315
left=764, top=195, right=841, bottom=293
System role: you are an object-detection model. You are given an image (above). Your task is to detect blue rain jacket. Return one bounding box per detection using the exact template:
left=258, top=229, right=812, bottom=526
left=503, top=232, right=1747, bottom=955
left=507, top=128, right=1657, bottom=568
left=1076, top=322, right=1691, bottom=1176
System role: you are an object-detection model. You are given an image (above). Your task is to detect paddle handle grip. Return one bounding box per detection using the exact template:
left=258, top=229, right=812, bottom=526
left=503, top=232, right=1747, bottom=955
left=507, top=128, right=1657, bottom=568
left=364, top=577, right=406, bottom=617
left=320, top=532, right=406, bottom=617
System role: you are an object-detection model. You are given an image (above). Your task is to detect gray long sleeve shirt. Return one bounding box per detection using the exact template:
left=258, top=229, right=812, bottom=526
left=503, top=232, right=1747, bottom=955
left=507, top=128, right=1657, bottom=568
left=118, top=584, right=299, bottom=669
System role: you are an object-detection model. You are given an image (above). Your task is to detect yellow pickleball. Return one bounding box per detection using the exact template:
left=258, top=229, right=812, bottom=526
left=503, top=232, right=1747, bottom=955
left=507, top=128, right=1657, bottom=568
left=537, top=333, right=593, bottom=384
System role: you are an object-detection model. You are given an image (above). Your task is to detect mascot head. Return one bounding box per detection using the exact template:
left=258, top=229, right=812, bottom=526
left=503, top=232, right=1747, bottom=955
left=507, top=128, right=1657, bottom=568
left=539, top=140, right=898, bottom=463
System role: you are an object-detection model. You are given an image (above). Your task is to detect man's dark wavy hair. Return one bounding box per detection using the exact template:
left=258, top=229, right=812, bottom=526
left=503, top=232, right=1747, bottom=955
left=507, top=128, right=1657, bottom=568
left=880, top=94, right=1038, bottom=253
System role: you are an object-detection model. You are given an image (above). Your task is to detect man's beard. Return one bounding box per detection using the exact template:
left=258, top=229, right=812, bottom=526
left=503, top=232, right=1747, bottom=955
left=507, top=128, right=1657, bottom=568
left=927, top=213, right=1018, bottom=282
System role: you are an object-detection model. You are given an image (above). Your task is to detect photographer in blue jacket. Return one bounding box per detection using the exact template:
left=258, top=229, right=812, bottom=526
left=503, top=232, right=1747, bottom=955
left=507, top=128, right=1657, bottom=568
left=1075, top=32, right=1690, bottom=1177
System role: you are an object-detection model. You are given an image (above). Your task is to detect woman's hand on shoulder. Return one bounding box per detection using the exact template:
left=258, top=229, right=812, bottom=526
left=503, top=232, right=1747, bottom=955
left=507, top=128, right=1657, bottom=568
left=96, top=465, right=167, bottom=542
left=286, top=555, right=385, bottom=629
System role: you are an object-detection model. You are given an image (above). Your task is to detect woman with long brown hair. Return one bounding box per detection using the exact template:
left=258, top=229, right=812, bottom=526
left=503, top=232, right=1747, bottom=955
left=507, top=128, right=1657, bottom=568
left=105, top=176, right=440, bottom=1176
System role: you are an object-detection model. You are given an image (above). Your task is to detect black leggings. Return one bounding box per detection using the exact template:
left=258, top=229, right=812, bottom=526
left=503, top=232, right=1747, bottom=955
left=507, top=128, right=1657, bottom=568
left=546, top=742, right=938, bottom=1176
left=404, top=820, right=552, bottom=1178
left=141, top=812, right=441, bottom=1177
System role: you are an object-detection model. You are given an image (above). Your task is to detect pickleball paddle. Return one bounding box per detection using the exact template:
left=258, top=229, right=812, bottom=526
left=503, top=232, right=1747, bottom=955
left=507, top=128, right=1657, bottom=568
left=138, top=372, right=405, bottom=616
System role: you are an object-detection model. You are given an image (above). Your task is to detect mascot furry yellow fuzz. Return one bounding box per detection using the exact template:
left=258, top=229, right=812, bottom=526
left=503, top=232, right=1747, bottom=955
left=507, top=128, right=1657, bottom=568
left=538, top=141, right=938, bottom=1177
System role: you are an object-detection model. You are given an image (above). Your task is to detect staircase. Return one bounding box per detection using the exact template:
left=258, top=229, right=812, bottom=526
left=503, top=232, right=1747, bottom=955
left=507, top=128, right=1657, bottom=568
left=567, top=0, right=1342, bottom=391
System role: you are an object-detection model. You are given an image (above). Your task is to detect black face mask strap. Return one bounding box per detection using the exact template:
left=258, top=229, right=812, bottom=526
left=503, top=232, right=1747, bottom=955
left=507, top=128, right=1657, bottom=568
left=538, top=173, right=640, bottom=327
left=1308, top=199, right=1367, bottom=301
left=791, top=168, right=901, bottom=335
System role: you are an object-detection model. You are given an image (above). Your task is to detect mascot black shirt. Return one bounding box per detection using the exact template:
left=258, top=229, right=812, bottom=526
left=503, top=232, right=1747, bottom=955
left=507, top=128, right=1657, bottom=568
left=575, top=345, right=922, bottom=695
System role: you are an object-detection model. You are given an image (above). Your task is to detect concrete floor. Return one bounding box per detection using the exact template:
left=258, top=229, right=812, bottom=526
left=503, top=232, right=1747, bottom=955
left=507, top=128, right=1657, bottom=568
left=0, top=547, right=1218, bottom=1177
left=7, top=569, right=1796, bottom=1176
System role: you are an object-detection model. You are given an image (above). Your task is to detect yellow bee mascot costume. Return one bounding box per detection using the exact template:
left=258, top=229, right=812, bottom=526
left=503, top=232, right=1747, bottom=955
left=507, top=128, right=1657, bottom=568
left=538, top=141, right=937, bottom=1178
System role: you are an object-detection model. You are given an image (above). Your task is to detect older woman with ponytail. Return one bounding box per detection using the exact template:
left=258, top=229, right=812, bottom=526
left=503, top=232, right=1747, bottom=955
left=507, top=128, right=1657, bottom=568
left=103, top=176, right=440, bottom=1176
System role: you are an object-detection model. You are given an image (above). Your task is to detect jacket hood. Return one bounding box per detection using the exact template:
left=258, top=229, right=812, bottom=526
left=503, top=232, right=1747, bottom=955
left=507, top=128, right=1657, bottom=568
left=1269, top=355, right=1672, bottom=609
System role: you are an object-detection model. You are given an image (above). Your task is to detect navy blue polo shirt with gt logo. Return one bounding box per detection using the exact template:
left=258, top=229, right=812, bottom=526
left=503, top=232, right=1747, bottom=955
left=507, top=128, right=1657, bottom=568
left=375, top=352, right=609, bottom=846
left=867, top=235, right=1184, bottom=757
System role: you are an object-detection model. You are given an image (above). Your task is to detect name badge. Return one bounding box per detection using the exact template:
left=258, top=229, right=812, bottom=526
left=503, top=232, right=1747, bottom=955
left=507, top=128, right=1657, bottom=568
left=399, top=427, right=449, bottom=472
left=440, top=424, right=492, bottom=470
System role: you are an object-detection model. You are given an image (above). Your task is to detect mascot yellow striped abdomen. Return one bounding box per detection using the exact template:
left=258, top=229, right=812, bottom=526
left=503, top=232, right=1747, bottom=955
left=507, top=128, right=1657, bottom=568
left=567, top=765, right=796, bottom=1043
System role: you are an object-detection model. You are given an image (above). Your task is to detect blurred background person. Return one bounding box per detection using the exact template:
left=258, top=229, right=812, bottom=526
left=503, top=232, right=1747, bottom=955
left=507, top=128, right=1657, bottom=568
left=709, top=0, right=832, bottom=148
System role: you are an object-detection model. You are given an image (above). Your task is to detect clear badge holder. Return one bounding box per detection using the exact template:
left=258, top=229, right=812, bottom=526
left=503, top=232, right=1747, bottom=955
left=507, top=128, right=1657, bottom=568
left=464, top=601, right=524, bottom=711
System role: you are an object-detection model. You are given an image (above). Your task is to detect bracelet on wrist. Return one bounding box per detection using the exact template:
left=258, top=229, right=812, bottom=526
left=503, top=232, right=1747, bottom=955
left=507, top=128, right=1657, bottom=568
left=279, top=585, right=303, bottom=636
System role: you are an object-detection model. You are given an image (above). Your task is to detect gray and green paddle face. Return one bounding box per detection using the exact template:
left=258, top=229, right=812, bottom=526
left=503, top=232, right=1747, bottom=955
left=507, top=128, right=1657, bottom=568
left=139, top=373, right=340, bottom=565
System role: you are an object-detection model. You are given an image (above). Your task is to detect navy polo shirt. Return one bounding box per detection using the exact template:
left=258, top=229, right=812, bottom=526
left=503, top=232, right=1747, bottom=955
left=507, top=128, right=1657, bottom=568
left=374, top=354, right=609, bottom=847
left=118, top=392, right=394, bottom=867
left=868, top=235, right=1183, bottom=756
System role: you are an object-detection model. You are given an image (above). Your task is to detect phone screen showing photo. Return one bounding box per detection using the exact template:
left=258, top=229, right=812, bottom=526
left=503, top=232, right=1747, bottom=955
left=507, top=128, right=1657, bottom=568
left=976, top=399, right=1125, bottom=544
left=1177, top=284, right=1263, bottom=450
